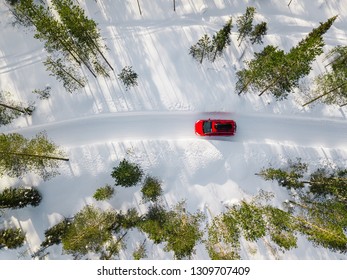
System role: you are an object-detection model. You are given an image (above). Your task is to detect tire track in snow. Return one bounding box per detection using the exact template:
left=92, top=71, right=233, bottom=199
left=4, top=111, right=347, bottom=149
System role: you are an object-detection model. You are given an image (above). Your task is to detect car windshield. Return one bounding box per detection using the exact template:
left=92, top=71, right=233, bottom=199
left=203, top=121, right=212, bottom=133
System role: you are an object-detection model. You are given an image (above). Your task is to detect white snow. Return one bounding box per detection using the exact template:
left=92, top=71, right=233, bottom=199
left=0, top=0, right=346, bottom=260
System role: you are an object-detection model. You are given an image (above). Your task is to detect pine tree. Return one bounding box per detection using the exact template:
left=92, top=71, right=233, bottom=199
left=0, top=132, right=69, bottom=180
left=258, top=161, right=347, bottom=253
left=263, top=206, right=298, bottom=251
left=0, top=91, right=35, bottom=126
left=163, top=202, right=204, bottom=260
left=237, top=16, right=337, bottom=99
left=44, top=57, right=86, bottom=93
left=61, top=205, right=118, bottom=256
left=51, top=0, right=113, bottom=74
left=236, top=45, right=287, bottom=96
left=283, top=15, right=338, bottom=97
left=141, top=176, right=162, bottom=203
left=138, top=204, right=168, bottom=244
left=13, top=0, right=111, bottom=86
left=0, top=228, right=25, bottom=249
left=206, top=212, right=241, bottom=260
left=303, top=45, right=347, bottom=107
left=32, top=86, right=51, bottom=100
left=249, top=22, right=267, bottom=45
left=40, top=218, right=71, bottom=248
left=133, top=240, right=147, bottom=260
left=111, top=159, right=143, bottom=187
left=0, top=187, right=42, bottom=209
left=309, top=168, right=347, bottom=203
left=236, top=6, right=256, bottom=47
left=230, top=200, right=267, bottom=242
left=93, top=184, right=115, bottom=201
left=211, top=17, right=233, bottom=61
left=293, top=200, right=347, bottom=253
left=139, top=202, right=204, bottom=259
left=257, top=159, right=307, bottom=189
left=118, top=66, right=138, bottom=90
left=189, top=34, right=213, bottom=64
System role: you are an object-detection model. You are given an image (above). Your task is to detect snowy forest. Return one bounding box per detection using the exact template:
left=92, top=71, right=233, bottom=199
left=0, top=0, right=346, bottom=260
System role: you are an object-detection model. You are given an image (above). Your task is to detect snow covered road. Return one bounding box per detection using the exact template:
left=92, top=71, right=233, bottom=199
left=6, top=111, right=347, bottom=149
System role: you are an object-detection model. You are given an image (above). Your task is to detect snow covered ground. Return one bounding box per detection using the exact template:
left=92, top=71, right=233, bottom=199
left=0, top=0, right=346, bottom=260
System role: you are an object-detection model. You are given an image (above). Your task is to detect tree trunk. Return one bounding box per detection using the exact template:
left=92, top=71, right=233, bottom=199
left=48, top=59, right=86, bottom=88
left=302, top=81, right=347, bottom=107
left=102, top=232, right=128, bottom=260
left=212, top=48, right=218, bottom=62
left=173, top=0, right=176, bottom=12
left=137, top=0, right=142, bottom=15
left=289, top=200, right=347, bottom=238
left=238, top=78, right=253, bottom=95
left=0, top=151, right=69, bottom=162
left=0, top=103, right=26, bottom=114
left=258, top=75, right=281, bottom=96
left=200, top=50, right=204, bottom=64
left=294, top=214, right=347, bottom=243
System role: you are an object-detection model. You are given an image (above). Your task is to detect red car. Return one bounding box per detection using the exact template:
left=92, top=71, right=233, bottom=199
left=195, top=119, right=237, bottom=136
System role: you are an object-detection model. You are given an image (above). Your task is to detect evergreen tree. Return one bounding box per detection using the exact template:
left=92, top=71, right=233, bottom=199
left=282, top=16, right=338, bottom=98
left=249, top=22, right=267, bottom=45
left=293, top=199, right=347, bottom=253
left=133, top=240, right=147, bottom=260
left=0, top=228, right=25, bottom=249
left=303, top=45, right=347, bottom=107
left=189, top=34, right=213, bottom=63
left=93, top=184, right=115, bottom=201
left=139, top=202, right=204, bottom=259
left=211, top=17, right=233, bottom=61
left=139, top=204, right=168, bottom=244
left=118, top=66, right=138, bottom=90
left=257, top=159, right=308, bottom=189
left=263, top=206, right=298, bottom=251
left=258, top=161, right=347, bottom=253
left=51, top=0, right=113, bottom=74
left=111, top=159, right=143, bottom=187
left=207, top=196, right=298, bottom=259
left=61, top=205, right=118, bottom=256
left=32, top=86, right=51, bottom=100
left=13, top=0, right=111, bottom=86
left=236, top=45, right=287, bottom=97
left=309, top=168, right=347, bottom=204
left=99, top=233, right=127, bottom=260
left=40, top=218, right=71, bottom=248
left=0, top=132, right=69, bottom=180
left=117, top=208, right=142, bottom=230
left=206, top=211, right=241, bottom=260
left=141, top=176, right=162, bottom=203
left=44, top=56, right=86, bottom=93
left=163, top=202, right=204, bottom=259
left=0, top=187, right=42, bottom=209
left=230, top=200, right=267, bottom=242
left=0, top=91, right=35, bottom=126
left=236, top=6, right=256, bottom=47
left=237, top=16, right=337, bottom=99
